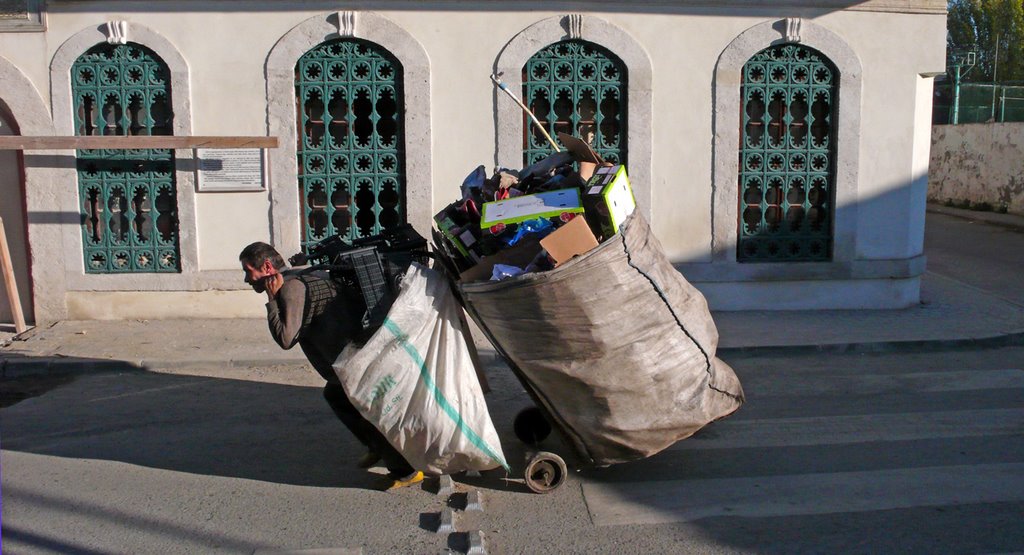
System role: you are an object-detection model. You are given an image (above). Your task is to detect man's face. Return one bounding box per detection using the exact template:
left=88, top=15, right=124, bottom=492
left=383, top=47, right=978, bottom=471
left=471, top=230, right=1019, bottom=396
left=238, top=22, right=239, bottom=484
left=242, top=259, right=276, bottom=293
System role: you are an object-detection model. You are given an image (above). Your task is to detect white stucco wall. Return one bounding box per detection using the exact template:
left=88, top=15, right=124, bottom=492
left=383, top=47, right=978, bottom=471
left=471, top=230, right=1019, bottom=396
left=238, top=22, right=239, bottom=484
left=0, top=1, right=947, bottom=320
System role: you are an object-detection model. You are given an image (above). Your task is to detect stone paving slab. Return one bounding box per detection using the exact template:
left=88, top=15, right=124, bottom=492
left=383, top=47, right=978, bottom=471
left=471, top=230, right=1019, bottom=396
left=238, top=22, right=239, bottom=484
left=713, top=271, right=1024, bottom=352
left=4, top=269, right=1024, bottom=375
left=4, top=271, right=1022, bottom=377
left=1, top=318, right=306, bottom=375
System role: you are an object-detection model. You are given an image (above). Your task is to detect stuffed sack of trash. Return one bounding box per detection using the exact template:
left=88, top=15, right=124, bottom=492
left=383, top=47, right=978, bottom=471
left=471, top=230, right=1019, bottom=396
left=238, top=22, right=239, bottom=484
left=332, top=262, right=509, bottom=476
left=458, top=211, right=745, bottom=467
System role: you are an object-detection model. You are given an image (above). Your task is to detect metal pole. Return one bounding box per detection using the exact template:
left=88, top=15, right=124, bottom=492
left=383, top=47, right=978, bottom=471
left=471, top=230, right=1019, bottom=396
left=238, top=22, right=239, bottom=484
left=490, top=74, right=561, bottom=153
left=991, top=33, right=999, bottom=121
left=952, top=64, right=962, bottom=125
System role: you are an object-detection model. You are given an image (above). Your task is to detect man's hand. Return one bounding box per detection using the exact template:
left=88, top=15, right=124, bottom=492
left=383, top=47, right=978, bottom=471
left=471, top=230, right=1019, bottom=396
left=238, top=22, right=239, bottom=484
left=263, top=273, right=284, bottom=300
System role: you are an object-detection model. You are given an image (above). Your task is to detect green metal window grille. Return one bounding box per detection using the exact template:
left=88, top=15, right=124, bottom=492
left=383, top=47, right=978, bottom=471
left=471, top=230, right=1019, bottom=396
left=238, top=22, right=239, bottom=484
left=523, top=40, right=626, bottom=166
left=73, top=42, right=180, bottom=273
left=296, top=39, right=405, bottom=249
left=738, top=44, right=838, bottom=262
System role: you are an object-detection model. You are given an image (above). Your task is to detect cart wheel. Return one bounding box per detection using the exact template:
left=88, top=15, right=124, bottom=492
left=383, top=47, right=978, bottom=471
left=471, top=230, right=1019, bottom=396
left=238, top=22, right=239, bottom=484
left=513, top=407, right=552, bottom=445
left=524, top=451, right=567, bottom=494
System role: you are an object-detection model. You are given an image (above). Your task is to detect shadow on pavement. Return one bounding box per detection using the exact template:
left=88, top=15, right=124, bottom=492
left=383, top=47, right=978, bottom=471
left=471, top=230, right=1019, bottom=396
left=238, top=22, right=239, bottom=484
left=1, top=359, right=386, bottom=490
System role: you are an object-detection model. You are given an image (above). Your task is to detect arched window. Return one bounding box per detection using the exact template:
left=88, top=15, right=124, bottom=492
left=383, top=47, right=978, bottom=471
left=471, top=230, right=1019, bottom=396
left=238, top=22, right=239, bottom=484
left=738, top=44, right=838, bottom=262
left=295, top=38, right=405, bottom=248
left=523, top=39, right=626, bottom=166
left=72, top=42, right=180, bottom=273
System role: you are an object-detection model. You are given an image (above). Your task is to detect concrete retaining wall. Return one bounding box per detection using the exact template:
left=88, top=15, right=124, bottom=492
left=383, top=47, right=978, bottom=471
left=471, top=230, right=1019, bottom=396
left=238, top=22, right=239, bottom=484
left=929, top=122, right=1024, bottom=214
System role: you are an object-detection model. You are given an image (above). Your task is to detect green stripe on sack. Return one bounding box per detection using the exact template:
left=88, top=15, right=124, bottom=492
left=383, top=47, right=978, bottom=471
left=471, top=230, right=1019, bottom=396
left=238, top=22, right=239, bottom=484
left=383, top=318, right=510, bottom=472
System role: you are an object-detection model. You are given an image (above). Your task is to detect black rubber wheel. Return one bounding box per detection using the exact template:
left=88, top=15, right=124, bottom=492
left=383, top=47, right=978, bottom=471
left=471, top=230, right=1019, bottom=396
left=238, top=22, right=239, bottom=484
left=524, top=451, right=568, bottom=494
left=513, top=406, right=552, bottom=445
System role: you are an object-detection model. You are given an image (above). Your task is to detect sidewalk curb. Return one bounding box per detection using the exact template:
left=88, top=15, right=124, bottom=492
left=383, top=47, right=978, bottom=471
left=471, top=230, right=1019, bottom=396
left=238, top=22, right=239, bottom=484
left=927, top=204, right=1024, bottom=233
left=717, top=330, right=1024, bottom=357
left=1, top=357, right=142, bottom=378
left=1, top=356, right=308, bottom=379
left=4, top=332, right=1024, bottom=378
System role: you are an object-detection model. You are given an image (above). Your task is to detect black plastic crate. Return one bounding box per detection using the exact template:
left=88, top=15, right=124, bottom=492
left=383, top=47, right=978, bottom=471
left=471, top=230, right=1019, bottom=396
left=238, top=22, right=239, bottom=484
left=342, top=247, right=392, bottom=330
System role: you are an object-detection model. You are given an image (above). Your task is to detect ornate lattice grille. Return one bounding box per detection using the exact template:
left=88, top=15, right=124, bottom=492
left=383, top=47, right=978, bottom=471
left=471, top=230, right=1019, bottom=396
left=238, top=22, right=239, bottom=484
left=73, top=42, right=180, bottom=273
left=739, top=44, right=838, bottom=262
left=296, top=39, right=405, bottom=249
left=523, top=40, right=626, bottom=166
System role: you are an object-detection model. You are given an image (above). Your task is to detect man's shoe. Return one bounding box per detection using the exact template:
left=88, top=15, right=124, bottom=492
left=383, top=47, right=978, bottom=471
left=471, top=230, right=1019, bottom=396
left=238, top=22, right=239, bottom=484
left=382, top=470, right=424, bottom=492
left=356, top=451, right=381, bottom=469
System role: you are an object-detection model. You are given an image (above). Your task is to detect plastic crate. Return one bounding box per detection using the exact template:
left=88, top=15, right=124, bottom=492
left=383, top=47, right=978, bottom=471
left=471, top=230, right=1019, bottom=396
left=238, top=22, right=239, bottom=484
left=338, top=246, right=392, bottom=331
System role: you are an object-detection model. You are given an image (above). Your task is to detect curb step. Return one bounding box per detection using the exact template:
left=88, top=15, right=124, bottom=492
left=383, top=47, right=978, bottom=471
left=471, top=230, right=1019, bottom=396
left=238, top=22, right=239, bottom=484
left=435, top=507, right=455, bottom=534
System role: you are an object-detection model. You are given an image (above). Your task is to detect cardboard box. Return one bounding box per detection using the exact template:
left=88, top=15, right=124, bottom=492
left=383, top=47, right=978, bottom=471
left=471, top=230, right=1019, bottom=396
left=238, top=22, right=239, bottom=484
left=480, top=188, right=585, bottom=232
left=433, top=212, right=481, bottom=263
left=582, top=165, right=636, bottom=240
left=557, top=132, right=605, bottom=181
left=459, top=236, right=543, bottom=283
left=540, top=214, right=599, bottom=267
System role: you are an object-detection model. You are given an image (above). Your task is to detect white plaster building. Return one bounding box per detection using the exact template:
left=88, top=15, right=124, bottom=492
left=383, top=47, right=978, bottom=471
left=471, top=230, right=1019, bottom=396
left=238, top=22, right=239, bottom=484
left=0, top=1, right=946, bottom=325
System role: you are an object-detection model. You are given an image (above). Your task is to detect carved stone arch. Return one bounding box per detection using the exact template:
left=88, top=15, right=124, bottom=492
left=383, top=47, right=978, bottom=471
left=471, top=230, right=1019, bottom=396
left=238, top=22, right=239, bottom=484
left=50, top=22, right=198, bottom=291
left=495, top=15, right=654, bottom=220
left=266, top=12, right=432, bottom=256
left=712, top=19, right=863, bottom=265
left=0, top=55, right=60, bottom=322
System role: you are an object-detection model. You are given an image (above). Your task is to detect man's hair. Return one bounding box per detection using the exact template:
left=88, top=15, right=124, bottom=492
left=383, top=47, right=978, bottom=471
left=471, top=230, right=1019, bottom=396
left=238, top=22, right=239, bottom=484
left=239, top=242, right=286, bottom=270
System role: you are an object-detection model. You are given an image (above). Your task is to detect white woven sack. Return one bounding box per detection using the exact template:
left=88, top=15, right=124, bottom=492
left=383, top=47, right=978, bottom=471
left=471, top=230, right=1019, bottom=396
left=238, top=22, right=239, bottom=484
left=332, top=262, right=508, bottom=475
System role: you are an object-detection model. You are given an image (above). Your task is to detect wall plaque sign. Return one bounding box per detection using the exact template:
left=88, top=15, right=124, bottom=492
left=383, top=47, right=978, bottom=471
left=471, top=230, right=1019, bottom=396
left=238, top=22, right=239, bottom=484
left=195, top=148, right=267, bottom=192
left=0, top=0, right=45, bottom=31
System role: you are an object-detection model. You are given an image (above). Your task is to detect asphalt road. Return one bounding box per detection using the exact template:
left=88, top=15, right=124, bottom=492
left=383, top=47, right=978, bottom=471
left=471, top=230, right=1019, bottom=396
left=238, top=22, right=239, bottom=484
left=924, top=210, right=1024, bottom=307
left=2, top=345, right=1022, bottom=554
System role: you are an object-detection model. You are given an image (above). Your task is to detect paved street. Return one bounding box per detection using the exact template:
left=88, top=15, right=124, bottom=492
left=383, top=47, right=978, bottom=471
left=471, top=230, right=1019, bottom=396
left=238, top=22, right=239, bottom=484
left=2, top=346, right=1022, bottom=554
left=924, top=208, right=1024, bottom=307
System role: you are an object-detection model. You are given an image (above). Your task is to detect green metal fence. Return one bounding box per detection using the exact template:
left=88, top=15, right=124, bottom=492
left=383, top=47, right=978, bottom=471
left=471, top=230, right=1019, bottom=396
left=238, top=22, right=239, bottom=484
left=738, top=43, right=838, bottom=262
left=72, top=42, right=181, bottom=273
left=523, top=39, right=626, bottom=166
left=934, top=82, right=1024, bottom=124
left=295, top=38, right=405, bottom=249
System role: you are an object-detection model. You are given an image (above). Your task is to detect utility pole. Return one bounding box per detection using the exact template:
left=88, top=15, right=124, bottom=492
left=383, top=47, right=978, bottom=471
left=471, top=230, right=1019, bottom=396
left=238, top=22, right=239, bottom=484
left=949, top=49, right=977, bottom=125
left=991, top=33, right=999, bottom=122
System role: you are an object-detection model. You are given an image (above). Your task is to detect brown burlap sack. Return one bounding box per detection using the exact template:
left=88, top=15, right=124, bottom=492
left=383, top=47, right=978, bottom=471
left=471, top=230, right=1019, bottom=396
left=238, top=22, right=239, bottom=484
left=459, top=212, right=744, bottom=466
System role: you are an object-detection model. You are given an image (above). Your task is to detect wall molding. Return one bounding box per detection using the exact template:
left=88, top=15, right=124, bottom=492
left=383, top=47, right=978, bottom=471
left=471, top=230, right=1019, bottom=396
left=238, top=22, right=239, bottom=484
left=711, top=18, right=864, bottom=269
left=0, top=54, right=58, bottom=322
left=50, top=22, right=202, bottom=294
left=265, top=11, right=433, bottom=257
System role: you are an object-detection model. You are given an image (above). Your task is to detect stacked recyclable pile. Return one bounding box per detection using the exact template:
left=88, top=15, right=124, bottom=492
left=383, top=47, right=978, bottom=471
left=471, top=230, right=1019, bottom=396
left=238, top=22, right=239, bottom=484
left=432, top=135, right=745, bottom=467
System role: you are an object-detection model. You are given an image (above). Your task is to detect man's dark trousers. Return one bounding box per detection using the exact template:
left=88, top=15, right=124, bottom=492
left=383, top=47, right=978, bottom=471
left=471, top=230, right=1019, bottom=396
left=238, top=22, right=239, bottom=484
left=322, top=382, right=414, bottom=477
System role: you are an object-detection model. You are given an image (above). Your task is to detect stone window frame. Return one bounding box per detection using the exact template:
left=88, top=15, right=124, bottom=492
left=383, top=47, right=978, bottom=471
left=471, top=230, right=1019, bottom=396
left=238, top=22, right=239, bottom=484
left=710, top=19, right=864, bottom=279
left=494, top=15, right=653, bottom=220
left=266, top=11, right=432, bottom=258
left=51, top=22, right=206, bottom=291
left=0, top=54, right=61, bottom=322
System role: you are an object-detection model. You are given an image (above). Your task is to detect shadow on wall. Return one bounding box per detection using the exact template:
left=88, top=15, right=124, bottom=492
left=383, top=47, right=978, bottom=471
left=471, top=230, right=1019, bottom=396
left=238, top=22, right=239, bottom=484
left=670, top=176, right=927, bottom=310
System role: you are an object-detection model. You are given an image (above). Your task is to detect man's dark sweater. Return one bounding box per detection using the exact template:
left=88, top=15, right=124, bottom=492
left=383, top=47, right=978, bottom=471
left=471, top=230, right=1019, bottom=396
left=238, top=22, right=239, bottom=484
left=265, top=271, right=364, bottom=382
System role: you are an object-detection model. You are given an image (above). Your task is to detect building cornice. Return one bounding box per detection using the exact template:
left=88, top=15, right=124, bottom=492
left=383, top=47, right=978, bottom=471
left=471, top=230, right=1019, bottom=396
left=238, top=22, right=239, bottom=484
left=47, top=1, right=948, bottom=16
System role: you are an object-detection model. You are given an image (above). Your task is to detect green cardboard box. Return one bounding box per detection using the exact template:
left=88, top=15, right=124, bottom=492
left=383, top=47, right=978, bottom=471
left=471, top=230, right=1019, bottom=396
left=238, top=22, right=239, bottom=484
left=582, top=165, right=636, bottom=240
left=480, top=188, right=585, bottom=233
left=433, top=212, right=481, bottom=263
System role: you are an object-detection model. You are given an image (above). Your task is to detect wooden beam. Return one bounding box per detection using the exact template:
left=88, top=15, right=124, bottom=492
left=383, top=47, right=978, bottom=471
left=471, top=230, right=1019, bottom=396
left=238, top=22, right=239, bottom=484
left=0, top=217, right=28, bottom=334
left=0, top=136, right=279, bottom=150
